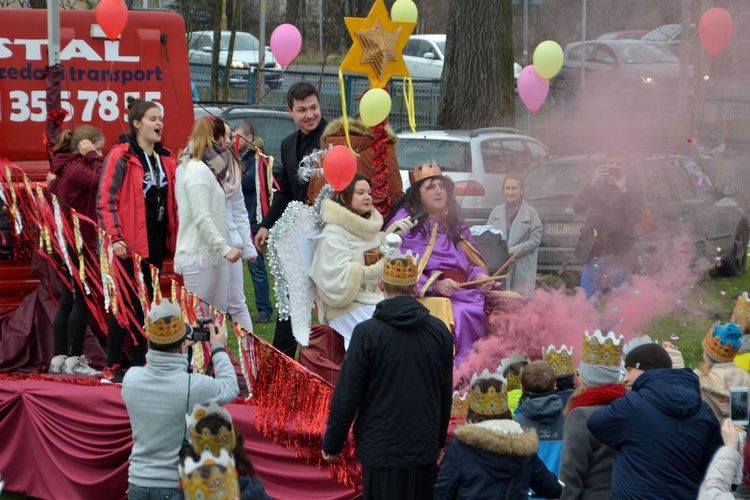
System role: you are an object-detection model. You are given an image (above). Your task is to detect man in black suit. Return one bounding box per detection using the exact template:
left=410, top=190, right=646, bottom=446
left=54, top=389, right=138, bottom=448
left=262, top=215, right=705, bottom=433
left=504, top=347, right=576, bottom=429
left=254, top=82, right=327, bottom=359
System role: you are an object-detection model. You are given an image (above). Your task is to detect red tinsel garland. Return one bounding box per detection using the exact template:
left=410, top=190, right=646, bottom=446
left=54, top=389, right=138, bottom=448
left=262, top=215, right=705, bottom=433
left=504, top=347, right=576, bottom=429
left=370, top=121, right=391, bottom=218
left=42, top=108, right=69, bottom=154
left=0, top=158, right=362, bottom=489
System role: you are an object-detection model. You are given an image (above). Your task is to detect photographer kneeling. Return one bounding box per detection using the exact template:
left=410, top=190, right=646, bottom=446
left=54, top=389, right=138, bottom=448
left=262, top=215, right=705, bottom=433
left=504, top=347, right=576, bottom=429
left=122, top=299, right=239, bottom=500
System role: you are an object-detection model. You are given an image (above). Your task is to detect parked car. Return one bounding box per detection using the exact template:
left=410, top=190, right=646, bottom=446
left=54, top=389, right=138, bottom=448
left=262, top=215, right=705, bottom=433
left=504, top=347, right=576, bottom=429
left=396, top=128, right=550, bottom=225
left=188, top=31, right=283, bottom=87
left=523, top=154, right=748, bottom=276
left=642, top=23, right=696, bottom=45
left=219, top=105, right=297, bottom=162
left=559, top=40, right=687, bottom=92
left=403, top=34, right=522, bottom=81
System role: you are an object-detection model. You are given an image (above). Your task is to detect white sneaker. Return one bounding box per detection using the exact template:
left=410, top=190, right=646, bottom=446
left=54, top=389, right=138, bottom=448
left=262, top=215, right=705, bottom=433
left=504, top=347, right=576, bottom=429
left=63, top=355, right=102, bottom=376
left=49, top=355, right=67, bottom=374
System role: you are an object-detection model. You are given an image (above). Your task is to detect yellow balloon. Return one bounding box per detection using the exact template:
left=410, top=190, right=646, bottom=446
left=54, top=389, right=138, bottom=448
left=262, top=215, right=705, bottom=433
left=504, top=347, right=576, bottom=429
left=533, top=40, right=564, bottom=80
left=359, top=88, right=392, bottom=127
left=391, top=0, right=418, bottom=23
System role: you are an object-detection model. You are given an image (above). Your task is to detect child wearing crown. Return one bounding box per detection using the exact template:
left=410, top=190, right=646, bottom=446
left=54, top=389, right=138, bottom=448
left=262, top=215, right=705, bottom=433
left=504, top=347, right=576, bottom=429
left=434, top=368, right=562, bottom=499
left=558, top=330, right=626, bottom=500
left=384, top=162, right=494, bottom=365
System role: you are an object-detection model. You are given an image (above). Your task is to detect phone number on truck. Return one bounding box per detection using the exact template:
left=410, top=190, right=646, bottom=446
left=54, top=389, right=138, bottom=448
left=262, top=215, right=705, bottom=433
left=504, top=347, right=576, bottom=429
left=5, top=90, right=164, bottom=122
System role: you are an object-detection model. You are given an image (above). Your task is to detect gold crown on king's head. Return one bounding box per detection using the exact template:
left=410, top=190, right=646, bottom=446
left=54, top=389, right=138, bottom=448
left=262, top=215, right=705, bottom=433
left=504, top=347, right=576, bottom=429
left=383, top=248, right=420, bottom=287
left=582, top=330, right=624, bottom=367
left=145, top=299, right=187, bottom=345
left=179, top=449, right=239, bottom=500
left=408, top=162, right=444, bottom=185
left=451, top=391, right=469, bottom=420
left=498, top=353, right=530, bottom=392
left=186, top=402, right=236, bottom=456
left=469, top=368, right=509, bottom=416
left=542, top=345, right=575, bottom=376
left=733, top=292, right=750, bottom=334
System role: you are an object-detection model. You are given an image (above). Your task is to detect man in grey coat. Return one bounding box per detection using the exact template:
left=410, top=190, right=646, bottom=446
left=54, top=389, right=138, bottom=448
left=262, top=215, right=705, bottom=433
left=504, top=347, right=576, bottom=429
left=121, top=299, right=239, bottom=499
left=488, top=173, right=543, bottom=297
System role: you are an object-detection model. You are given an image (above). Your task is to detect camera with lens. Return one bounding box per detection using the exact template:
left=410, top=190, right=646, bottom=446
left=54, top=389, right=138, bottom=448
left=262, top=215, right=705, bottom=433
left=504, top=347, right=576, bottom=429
left=187, top=318, right=213, bottom=342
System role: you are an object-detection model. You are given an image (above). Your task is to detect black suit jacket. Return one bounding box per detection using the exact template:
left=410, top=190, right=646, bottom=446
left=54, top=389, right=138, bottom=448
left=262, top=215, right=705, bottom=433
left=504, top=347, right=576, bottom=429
left=260, top=118, right=327, bottom=230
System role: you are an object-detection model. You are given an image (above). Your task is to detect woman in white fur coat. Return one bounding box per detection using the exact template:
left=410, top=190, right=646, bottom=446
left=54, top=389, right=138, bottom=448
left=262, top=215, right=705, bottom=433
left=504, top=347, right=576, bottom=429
left=309, top=173, right=385, bottom=349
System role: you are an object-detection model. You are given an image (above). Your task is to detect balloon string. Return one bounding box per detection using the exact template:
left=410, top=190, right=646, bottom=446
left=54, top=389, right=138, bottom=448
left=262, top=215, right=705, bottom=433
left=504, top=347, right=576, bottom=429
left=338, top=68, right=355, bottom=152
left=403, top=76, right=417, bottom=134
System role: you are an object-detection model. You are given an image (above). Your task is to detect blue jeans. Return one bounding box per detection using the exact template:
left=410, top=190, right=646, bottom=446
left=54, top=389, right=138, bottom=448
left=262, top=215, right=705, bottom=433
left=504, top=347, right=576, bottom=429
left=127, top=484, right=183, bottom=500
left=247, top=252, right=273, bottom=316
left=581, top=257, right=630, bottom=300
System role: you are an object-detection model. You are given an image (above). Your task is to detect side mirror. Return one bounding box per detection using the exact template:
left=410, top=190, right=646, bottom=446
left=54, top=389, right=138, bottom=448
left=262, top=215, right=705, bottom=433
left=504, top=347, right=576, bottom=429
left=721, top=185, right=739, bottom=197
left=422, top=52, right=436, bottom=60
left=201, top=46, right=212, bottom=52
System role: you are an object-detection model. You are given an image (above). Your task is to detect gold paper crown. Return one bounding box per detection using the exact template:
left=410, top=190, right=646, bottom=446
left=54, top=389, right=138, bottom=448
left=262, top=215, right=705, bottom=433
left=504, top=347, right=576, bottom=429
left=703, top=322, right=742, bottom=363
left=179, top=449, right=239, bottom=500
left=498, top=353, right=530, bottom=392
left=542, top=345, right=575, bottom=376
left=408, top=162, right=444, bottom=185
left=145, top=299, right=187, bottom=345
left=451, top=391, right=469, bottom=420
left=383, top=248, right=420, bottom=286
left=582, top=330, right=624, bottom=367
left=186, top=402, right=236, bottom=457
left=733, top=292, right=750, bottom=334
left=468, top=368, right=509, bottom=416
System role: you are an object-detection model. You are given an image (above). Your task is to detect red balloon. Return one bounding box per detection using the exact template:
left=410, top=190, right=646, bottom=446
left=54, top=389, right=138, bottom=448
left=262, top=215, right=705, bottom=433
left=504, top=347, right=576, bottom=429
left=698, top=7, right=733, bottom=57
left=323, top=145, right=357, bottom=191
left=96, top=0, right=129, bottom=41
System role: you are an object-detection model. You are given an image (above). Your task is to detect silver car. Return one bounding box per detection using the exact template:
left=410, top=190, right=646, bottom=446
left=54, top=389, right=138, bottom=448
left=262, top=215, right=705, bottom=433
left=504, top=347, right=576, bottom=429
left=396, top=128, right=549, bottom=225
left=188, top=31, right=282, bottom=86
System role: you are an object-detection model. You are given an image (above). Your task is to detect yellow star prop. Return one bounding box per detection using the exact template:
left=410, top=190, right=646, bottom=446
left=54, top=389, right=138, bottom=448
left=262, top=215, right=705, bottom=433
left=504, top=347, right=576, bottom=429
left=340, top=0, right=416, bottom=88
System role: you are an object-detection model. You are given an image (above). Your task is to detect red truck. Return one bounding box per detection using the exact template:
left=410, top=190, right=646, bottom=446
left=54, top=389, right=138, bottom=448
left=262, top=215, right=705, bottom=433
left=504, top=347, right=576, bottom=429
left=0, top=9, right=194, bottom=307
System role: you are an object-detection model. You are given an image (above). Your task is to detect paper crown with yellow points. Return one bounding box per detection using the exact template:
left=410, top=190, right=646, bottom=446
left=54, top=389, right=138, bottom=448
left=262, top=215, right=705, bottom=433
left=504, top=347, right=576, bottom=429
left=498, top=353, right=530, bottom=392
left=145, top=298, right=189, bottom=345
left=179, top=449, right=239, bottom=500
left=582, top=330, right=624, bottom=367
left=408, top=162, right=446, bottom=186
left=542, top=345, right=575, bottom=376
left=468, top=368, right=508, bottom=417
left=384, top=248, right=420, bottom=287
left=733, top=292, right=750, bottom=334
left=451, top=391, right=469, bottom=420
left=186, top=402, right=236, bottom=457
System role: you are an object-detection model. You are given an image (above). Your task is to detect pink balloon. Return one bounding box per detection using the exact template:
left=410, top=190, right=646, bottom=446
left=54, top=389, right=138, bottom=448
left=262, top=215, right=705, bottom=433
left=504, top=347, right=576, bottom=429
left=698, top=8, right=733, bottom=57
left=517, top=65, right=550, bottom=114
left=270, top=24, right=302, bottom=67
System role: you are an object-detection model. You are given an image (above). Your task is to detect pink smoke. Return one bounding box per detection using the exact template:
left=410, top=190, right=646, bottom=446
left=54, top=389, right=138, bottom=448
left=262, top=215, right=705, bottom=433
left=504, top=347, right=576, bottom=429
left=453, top=236, right=705, bottom=391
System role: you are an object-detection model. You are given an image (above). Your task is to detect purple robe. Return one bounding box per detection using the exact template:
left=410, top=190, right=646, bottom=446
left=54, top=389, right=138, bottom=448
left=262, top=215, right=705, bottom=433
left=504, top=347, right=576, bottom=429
left=386, top=208, right=488, bottom=364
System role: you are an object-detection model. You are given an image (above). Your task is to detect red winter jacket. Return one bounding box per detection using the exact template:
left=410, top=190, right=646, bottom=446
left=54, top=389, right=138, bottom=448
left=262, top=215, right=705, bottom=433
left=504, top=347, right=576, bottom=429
left=97, top=140, right=177, bottom=258
left=50, top=151, right=103, bottom=248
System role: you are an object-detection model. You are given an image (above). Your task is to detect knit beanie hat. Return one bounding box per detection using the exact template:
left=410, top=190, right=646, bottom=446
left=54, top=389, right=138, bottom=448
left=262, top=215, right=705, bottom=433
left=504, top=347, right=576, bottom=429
left=578, top=330, right=624, bottom=387
left=624, top=343, right=673, bottom=371
left=703, top=321, right=743, bottom=363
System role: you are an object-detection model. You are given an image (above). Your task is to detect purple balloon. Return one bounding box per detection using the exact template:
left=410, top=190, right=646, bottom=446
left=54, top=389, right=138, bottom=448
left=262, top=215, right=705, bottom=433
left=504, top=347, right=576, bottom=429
left=270, top=24, right=302, bottom=67
left=517, top=65, right=550, bottom=114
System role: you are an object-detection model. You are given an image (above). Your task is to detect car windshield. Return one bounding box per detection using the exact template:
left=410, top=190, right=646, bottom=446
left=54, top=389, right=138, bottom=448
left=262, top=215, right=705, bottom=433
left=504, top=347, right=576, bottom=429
left=221, top=33, right=259, bottom=51
left=396, top=139, right=470, bottom=172
left=642, top=25, right=680, bottom=42
left=223, top=114, right=297, bottom=158
left=436, top=41, right=445, bottom=55
left=524, top=162, right=597, bottom=200
left=615, top=43, right=678, bottom=64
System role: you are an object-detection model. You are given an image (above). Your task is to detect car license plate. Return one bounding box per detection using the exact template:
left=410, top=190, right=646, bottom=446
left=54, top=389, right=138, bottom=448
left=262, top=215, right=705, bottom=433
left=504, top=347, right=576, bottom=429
left=545, top=223, right=584, bottom=234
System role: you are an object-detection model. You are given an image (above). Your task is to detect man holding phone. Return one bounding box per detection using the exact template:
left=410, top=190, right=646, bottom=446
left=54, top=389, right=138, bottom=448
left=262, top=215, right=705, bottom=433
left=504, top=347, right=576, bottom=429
left=121, top=299, right=239, bottom=500
left=587, top=343, right=722, bottom=499
left=572, top=155, right=642, bottom=300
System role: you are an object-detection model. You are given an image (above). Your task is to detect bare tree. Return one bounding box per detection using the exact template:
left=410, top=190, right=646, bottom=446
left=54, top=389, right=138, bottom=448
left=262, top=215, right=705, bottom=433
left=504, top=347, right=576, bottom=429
left=28, top=0, right=46, bottom=7
left=210, top=0, right=223, bottom=100
left=438, top=0, right=515, bottom=128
